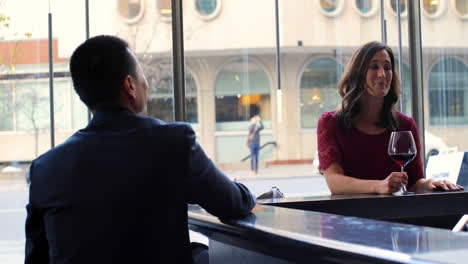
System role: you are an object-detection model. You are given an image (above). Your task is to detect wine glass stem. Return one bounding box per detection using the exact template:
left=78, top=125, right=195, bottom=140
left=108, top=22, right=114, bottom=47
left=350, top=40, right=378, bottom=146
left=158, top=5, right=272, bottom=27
left=400, top=166, right=407, bottom=192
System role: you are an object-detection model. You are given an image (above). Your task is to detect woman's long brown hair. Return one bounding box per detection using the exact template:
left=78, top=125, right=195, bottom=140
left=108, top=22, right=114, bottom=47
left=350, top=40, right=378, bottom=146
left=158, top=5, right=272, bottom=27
left=335, top=41, right=401, bottom=131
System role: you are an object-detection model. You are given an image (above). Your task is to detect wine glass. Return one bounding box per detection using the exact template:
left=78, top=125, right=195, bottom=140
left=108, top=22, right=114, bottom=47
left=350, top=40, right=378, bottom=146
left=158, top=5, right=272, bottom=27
left=388, top=131, right=417, bottom=194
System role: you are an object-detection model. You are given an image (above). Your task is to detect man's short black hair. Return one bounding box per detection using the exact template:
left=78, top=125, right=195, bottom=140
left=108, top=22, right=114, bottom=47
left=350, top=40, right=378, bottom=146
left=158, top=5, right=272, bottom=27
left=69, top=35, right=137, bottom=110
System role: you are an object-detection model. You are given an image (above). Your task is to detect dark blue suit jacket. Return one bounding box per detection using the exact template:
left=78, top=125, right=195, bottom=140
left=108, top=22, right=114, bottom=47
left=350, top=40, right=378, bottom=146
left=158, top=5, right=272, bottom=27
left=25, top=107, right=256, bottom=264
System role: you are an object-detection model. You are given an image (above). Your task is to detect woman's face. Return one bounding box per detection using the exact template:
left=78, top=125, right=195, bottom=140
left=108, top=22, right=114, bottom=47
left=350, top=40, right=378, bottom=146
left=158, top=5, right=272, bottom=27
left=365, top=49, right=393, bottom=98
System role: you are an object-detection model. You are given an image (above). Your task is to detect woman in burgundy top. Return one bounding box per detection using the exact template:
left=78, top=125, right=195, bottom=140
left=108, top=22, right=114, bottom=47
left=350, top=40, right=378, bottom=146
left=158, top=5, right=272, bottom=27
left=317, top=41, right=463, bottom=194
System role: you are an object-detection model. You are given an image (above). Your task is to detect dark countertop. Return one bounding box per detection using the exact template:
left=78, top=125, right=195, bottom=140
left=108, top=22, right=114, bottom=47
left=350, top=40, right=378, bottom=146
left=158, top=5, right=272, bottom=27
left=188, top=191, right=468, bottom=263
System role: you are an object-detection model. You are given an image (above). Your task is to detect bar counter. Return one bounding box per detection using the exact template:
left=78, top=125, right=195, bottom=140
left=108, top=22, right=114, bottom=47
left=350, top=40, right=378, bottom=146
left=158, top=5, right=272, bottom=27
left=188, top=191, right=468, bottom=263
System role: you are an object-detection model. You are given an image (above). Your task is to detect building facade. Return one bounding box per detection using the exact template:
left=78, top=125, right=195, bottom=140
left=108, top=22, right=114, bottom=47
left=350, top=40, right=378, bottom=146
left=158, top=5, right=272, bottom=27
left=0, top=0, right=467, bottom=167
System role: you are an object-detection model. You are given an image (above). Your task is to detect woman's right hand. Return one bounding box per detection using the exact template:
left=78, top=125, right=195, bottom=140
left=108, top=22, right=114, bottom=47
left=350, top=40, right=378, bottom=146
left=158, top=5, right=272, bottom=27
left=374, top=172, right=408, bottom=194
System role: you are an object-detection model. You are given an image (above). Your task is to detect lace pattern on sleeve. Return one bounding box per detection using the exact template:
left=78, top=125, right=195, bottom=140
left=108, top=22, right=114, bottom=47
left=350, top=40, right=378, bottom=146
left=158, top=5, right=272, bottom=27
left=317, top=113, right=343, bottom=173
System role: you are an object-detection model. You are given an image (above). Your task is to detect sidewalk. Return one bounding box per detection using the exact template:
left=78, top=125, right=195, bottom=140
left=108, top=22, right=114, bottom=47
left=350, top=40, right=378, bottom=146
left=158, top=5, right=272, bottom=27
left=223, top=164, right=321, bottom=181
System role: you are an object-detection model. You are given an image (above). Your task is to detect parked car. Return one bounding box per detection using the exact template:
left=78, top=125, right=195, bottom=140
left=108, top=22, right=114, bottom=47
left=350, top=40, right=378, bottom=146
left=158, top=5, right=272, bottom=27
left=312, top=130, right=449, bottom=173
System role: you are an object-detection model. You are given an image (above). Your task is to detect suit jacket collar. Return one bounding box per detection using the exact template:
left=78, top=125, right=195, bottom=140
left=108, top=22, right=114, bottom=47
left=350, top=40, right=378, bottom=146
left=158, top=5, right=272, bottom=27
left=85, top=107, right=136, bottom=130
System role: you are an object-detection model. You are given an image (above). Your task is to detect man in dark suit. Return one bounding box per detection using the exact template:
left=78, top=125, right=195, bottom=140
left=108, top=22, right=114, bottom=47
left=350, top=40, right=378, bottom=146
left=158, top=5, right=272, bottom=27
left=25, top=35, right=256, bottom=264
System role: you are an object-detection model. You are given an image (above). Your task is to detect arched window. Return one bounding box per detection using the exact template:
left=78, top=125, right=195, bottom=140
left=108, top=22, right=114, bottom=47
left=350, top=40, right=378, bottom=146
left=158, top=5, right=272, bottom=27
left=453, top=0, right=468, bottom=19
left=300, top=58, right=344, bottom=128
left=429, top=58, right=468, bottom=125
left=157, top=0, right=171, bottom=19
left=145, top=64, right=198, bottom=125
left=354, top=0, right=379, bottom=17
left=214, top=57, right=271, bottom=131
left=355, top=0, right=372, bottom=14
left=422, top=0, right=440, bottom=15
left=389, top=0, right=407, bottom=15
left=422, top=0, right=446, bottom=18
left=119, top=0, right=145, bottom=23
left=318, top=0, right=345, bottom=17
left=195, top=0, right=218, bottom=16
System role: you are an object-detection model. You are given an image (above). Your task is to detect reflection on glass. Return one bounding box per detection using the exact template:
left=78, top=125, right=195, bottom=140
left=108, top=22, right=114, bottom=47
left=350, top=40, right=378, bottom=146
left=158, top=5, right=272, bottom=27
left=196, top=0, right=217, bottom=16
left=428, top=58, right=468, bottom=126
left=320, top=0, right=339, bottom=12
left=455, top=0, right=468, bottom=16
left=300, top=58, right=343, bottom=128
left=390, top=0, right=407, bottom=13
left=215, top=57, right=271, bottom=131
left=422, top=0, right=439, bottom=15
left=119, top=0, right=143, bottom=20
left=355, top=0, right=372, bottom=13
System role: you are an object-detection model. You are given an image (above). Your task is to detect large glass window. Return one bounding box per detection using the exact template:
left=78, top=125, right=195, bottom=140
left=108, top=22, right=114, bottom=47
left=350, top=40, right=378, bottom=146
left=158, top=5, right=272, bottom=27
left=300, top=58, right=343, bottom=129
left=428, top=58, right=468, bottom=126
left=215, top=57, right=271, bottom=131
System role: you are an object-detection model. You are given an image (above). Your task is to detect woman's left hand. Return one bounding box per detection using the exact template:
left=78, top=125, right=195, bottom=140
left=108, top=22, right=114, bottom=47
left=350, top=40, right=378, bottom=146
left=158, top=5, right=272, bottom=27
left=426, top=179, right=464, bottom=192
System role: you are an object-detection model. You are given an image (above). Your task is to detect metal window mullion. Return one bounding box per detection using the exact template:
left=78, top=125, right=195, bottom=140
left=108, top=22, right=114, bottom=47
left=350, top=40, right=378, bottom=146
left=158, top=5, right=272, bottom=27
left=396, top=0, right=403, bottom=111
left=48, top=12, right=55, bottom=148
left=407, top=0, right=426, bottom=167
left=380, top=0, right=387, bottom=44
left=171, top=0, right=186, bottom=122
left=275, top=0, right=282, bottom=124
left=85, top=0, right=92, bottom=122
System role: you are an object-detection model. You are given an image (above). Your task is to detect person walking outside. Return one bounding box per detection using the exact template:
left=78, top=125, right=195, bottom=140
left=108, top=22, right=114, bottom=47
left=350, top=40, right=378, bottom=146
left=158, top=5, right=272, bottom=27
left=248, top=115, right=264, bottom=174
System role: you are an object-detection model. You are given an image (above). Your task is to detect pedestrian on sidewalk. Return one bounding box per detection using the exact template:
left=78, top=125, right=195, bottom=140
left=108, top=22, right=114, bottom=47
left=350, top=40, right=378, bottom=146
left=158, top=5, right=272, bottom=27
left=248, top=115, right=264, bottom=174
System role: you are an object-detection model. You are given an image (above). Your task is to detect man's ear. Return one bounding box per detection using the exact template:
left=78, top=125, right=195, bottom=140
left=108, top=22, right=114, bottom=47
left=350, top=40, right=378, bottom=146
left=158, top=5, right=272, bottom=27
left=122, top=75, right=136, bottom=101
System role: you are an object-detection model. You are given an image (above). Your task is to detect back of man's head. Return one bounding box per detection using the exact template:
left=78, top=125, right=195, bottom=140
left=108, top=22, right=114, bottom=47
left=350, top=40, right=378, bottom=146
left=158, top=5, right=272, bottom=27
left=69, top=35, right=137, bottom=110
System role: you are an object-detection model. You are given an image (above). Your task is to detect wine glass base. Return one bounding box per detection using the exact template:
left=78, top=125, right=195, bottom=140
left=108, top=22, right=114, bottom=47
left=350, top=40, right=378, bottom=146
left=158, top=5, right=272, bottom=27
left=393, top=190, right=415, bottom=196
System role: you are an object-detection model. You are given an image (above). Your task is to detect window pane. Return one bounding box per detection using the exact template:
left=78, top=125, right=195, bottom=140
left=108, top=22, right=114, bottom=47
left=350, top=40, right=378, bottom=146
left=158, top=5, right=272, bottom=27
left=145, top=67, right=199, bottom=125
left=196, top=0, right=217, bottom=16
left=428, top=58, right=468, bottom=125
left=455, top=0, right=468, bottom=16
left=158, top=0, right=171, bottom=17
left=119, top=0, right=143, bottom=20
left=422, top=0, right=439, bottom=15
left=355, top=0, right=373, bottom=14
left=320, top=0, right=339, bottom=12
left=215, top=58, right=271, bottom=131
left=390, top=0, right=407, bottom=13
left=300, top=58, right=343, bottom=128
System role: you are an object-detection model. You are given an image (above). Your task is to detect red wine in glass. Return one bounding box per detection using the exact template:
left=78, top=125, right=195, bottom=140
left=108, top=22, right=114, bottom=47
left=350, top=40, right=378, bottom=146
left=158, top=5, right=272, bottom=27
left=388, top=131, right=417, bottom=194
left=389, top=153, right=416, bottom=167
